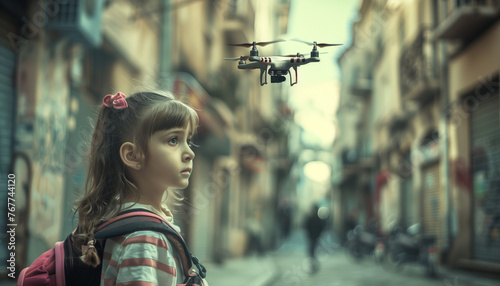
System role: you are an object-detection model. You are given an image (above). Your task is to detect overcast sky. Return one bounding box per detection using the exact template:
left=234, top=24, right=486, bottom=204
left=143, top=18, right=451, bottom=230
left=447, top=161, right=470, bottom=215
left=283, top=0, right=360, bottom=82
left=281, top=0, right=360, bottom=148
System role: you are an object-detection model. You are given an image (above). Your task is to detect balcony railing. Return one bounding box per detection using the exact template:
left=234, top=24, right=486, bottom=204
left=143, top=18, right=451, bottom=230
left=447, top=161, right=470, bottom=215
left=349, top=55, right=373, bottom=98
left=350, top=76, right=372, bottom=97
left=434, top=0, right=500, bottom=40
left=400, top=28, right=440, bottom=102
left=341, top=147, right=374, bottom=180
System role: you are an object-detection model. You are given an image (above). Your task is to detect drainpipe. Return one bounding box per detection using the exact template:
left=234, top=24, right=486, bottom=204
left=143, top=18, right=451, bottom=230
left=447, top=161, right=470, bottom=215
left=439, top=0, right=452, bottom=257
left=159, top=0, right=171, bottom=89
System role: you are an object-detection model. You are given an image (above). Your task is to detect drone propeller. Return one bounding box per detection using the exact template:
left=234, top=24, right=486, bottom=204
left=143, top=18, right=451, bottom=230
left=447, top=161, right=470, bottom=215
left=223, top=55, right=250, bottom=61
left=291, top=38, right=342, bottom=47
left=227, top=39, right=285, bottom=48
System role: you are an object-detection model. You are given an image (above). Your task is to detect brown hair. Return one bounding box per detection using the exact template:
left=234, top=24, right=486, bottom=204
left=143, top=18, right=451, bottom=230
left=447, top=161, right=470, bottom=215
left=73, top=91, right=198, bottom=267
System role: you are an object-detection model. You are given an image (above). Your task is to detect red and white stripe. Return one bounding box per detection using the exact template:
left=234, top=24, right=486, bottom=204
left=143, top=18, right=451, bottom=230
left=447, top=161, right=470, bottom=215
left=101, top=230, right=183, bottom=286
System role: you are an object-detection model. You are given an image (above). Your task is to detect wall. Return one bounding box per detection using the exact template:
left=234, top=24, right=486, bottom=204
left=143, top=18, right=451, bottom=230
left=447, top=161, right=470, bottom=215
left=449, top=22, right=500, bottom=100
left=446, top=21, right=500, bottom=265
left=15, top=36, right=71, bottom=262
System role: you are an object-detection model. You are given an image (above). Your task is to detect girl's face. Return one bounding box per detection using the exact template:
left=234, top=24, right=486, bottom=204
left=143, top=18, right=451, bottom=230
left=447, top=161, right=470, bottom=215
left=144, top=124, right=195, bottom=190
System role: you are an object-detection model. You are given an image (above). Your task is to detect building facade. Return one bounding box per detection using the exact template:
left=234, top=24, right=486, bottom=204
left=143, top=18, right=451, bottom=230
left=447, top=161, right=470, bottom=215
left=168, top=0, right=291, bottom=261
left=0, top=0, right=291, bottom=280
left=335, top=0, right=500, bottom=271
left=1, top=0, right=168, bottom=273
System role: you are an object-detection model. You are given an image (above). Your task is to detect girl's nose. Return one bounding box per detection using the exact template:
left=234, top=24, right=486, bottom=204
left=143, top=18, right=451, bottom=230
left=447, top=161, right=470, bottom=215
left=184, top=146, right=195, bottom=161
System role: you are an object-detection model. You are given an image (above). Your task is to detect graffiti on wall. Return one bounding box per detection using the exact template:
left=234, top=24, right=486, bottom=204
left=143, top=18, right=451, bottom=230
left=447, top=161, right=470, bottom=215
left=450, top=159, right=471, bottom=192
left=11, top=152, right=32, bottom=269
left=17, top=40, right=70, bottom=247
left=473, top=146, right=500, bottom=257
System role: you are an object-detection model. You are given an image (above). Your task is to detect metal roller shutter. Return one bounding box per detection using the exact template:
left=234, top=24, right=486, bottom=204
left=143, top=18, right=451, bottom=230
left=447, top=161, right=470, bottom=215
left=472, top=92, right=500, bottom=263
left=423, top=163, right=442, bottom=251
left=0, top=43, right=16, bottom=269
left=402, top=176, right=417, bottom=226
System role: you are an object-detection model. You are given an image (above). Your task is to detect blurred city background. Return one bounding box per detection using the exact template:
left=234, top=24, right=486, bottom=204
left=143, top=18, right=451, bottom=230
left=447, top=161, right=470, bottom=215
left=0, top=0, right=499, bottom=285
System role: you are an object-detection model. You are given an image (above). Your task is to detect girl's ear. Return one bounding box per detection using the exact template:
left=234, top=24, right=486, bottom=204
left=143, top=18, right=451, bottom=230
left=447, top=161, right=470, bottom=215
left=119, top=142, right=143, bottom=170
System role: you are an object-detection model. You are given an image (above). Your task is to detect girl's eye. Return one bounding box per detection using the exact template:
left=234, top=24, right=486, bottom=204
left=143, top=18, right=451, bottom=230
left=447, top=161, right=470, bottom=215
left=168, top=137, right=178, bottom=145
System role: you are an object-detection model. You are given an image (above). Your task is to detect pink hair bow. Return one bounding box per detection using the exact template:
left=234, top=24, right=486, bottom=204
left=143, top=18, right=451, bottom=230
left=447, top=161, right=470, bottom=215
left=103, top=92, right=128, bottom=109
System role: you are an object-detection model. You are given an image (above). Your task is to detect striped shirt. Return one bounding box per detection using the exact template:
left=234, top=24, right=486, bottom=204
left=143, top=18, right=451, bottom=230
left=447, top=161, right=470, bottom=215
left=100, top=204, right=184, bottom=286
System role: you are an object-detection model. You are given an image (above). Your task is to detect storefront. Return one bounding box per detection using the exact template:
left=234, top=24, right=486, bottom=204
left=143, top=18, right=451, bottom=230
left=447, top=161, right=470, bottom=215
left=471, top=92, right=500, bottom=263
left=0, top=7, right=20, bottom=271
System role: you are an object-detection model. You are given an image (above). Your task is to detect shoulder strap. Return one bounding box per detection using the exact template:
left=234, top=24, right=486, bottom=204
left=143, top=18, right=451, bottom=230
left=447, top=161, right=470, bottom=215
left=93, top=209, right=206, bottom=278
left=55, top=241, right=66, bottom=286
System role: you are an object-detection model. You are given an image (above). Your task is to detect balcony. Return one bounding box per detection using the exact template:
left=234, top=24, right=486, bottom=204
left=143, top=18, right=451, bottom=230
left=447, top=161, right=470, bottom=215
left=223, top=1, right=255, bottom=43
left=388, top=112, right=411, bottom=136
left=434, top=0, right=500, bottom=40
left=341, top=147, right=374, bottom=177
left=400, top=28, right=440, bottom=103
left=350, top=76, right=372, bottom=98
left=349, top=61, right=373, bottom=98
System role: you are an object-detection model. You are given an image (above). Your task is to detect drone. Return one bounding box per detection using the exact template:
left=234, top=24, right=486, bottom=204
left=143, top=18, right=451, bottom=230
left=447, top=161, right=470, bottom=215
left=224, top=39, right=342, bottom=86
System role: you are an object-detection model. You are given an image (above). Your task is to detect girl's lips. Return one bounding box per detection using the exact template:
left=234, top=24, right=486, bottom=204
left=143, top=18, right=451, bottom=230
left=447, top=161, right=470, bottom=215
left=181, top=168, right=192, bottom=174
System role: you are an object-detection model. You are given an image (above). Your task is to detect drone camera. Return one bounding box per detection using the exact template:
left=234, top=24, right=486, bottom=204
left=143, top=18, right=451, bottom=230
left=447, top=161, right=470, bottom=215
left=271, top=75, right=286, bottom=83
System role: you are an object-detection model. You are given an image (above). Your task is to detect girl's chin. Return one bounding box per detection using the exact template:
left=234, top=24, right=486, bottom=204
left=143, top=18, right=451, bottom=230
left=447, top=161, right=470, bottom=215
left=172, top=181, right=189, bottom=189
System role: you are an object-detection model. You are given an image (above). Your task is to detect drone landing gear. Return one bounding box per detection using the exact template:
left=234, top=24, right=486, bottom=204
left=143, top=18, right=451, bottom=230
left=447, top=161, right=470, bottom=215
left=288, top=66, right=298, bottom=86
left=260, top=67, right=268, bottom=86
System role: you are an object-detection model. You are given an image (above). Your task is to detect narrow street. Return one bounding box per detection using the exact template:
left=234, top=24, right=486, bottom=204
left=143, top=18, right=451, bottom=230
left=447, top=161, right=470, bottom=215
left=266, top=230, right=500, bottom=286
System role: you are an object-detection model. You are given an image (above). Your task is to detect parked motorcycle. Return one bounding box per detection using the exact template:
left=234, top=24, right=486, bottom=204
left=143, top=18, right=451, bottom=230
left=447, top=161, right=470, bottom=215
left=344, top=225, right=385, bottom=263
left=382, top=223, right=437, bottom=277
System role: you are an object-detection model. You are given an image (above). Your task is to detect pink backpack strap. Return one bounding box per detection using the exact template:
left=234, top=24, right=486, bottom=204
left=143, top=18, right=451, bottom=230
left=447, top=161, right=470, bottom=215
left=96, top=211, right=184, bottom=238
left=54, top=241, right=66, bottom=286
left=16, top=267, right=29, bottom=286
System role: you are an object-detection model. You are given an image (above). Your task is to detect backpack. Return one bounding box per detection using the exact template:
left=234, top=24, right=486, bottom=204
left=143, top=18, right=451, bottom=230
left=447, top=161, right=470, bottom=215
left=16, top=209, right=207, bottom=286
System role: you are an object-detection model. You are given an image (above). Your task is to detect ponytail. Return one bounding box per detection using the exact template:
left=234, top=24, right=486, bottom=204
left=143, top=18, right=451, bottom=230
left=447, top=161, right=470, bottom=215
left=80, top=238, right=100, bottom=268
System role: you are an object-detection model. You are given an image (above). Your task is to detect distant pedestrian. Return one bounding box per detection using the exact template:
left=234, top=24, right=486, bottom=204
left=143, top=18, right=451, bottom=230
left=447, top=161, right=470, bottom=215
left=279, top=199, right=293, bottom=238
left=246, top=209, right=264, bottom=256
left=304, top=204, right=327, bottom=273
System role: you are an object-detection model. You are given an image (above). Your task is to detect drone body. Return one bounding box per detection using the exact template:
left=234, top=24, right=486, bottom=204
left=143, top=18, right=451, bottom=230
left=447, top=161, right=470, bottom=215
left=225, top=40, right=341, bottom=86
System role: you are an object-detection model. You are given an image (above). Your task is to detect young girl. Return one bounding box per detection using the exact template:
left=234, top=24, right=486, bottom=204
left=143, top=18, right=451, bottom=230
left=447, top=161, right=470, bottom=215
left=73, top=91, right=202, bottom=285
